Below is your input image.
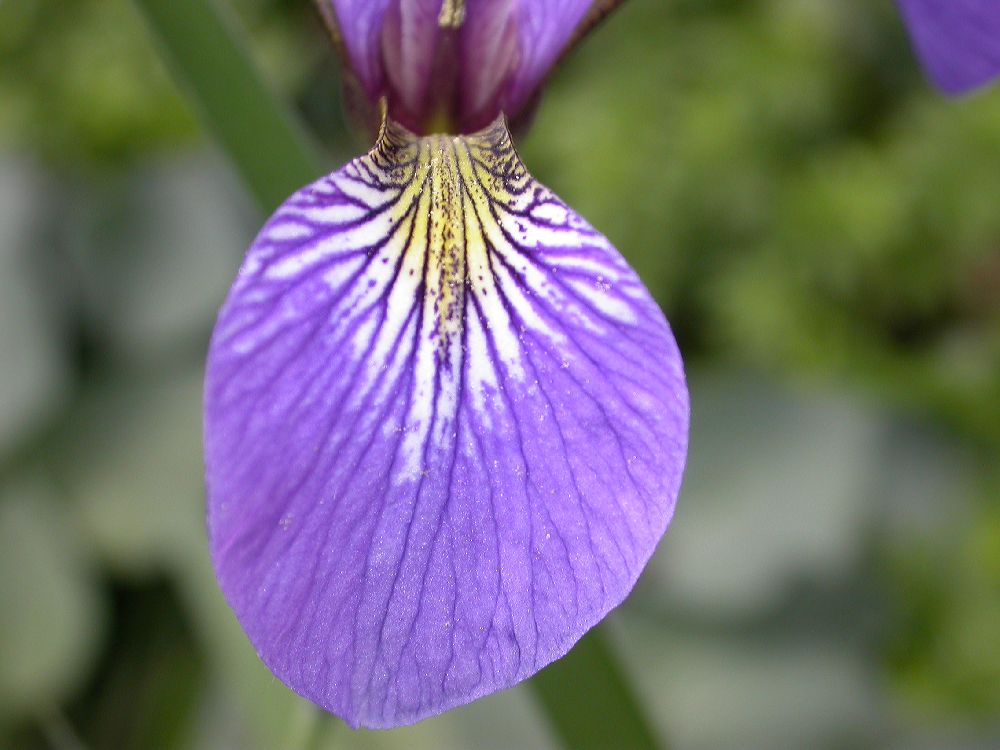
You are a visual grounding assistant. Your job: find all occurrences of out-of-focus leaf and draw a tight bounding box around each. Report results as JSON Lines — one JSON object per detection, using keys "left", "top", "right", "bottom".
{"left": 647, "top": 372, "right": 878, "bottom": 617}
{"left": 0, "top": 0, "right": 199, "bottom": 162}
{"left": 65, "top": 370, "right": 205, "bottom": 575}
{"left": 0, "top": 481, "right": 104, "bottom": 719}
{"left": 68, "top": 153, "right": 253, "bottom": 359}
{"left": 531, "top": 628, "right": 661, "bottom": 750}
{"left": 886, "top": 485, "right": 1000, "bottom": 720}
{"left": 62, "top": 366, "right": 304, "bottom": 749}
{"left": 0, "top": 160, "right": 67, "bottom": 459}
{"left": 606, "top": 616, "right": 882, "bottom": 749}
{"left": 132, "top": 0, "right": 325, "bottom": 212}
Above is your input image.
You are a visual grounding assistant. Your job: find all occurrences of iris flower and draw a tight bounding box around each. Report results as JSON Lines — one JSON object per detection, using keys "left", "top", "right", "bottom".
{"left": 204, "top": 0, "right": 1000, "bottom": 731}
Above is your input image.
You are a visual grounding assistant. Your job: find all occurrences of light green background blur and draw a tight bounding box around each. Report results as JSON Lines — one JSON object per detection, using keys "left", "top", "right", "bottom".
{"left": 1, "top": 0, "right": 999, "bottom": 748}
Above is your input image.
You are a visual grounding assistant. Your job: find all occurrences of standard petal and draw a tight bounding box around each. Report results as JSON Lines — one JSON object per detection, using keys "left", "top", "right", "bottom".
{"left": 897, "top": 0, "right": 1000, "bottom": 94}
{"left": 458, "top": 0, "right": 520, "bottom": 127}
{"left": 323, "top": 1, "right": 631, "bottom": 133}
{"left": 204, "top": 115, "right": 688, "bottom": 728}
{"left": 380, "top": 0, "right": 444, "bottom": 124}
{"left": 323, "top": 0, "right": 395, "bottom": 96}
{"left": 460, "top": 0, "right": 593, "bottom": 126}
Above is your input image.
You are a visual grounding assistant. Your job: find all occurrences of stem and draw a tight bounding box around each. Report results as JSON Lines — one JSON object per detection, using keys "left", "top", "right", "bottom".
{"left": 530, "top": 627, "right": 664, "bottom": 750}
{"left": 132, "top": 0, "right": 326, "bottom": 213}
{"left": 37, "top": 706, "right": 88, "bottom": 750}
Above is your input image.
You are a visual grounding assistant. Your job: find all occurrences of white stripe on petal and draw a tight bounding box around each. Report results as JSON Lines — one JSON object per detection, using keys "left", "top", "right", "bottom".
{"left": 204, "top": 113, "right": 688, "bottom": 730}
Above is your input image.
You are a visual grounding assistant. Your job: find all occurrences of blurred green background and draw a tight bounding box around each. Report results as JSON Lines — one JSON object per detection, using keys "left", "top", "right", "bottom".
{"left": 1, "top": 0, "right": 999, "bottom": 748}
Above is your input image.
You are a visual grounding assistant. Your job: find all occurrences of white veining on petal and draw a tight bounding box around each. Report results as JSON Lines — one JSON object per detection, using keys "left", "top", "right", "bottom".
{"left": 217, "top": 114, "right": 667, "bottom": 494}
{"left": 205, "top": 112, "right": 689, "bottom": 730}
{"left": 267, "top": 221, "right": 314, "bottom": 242}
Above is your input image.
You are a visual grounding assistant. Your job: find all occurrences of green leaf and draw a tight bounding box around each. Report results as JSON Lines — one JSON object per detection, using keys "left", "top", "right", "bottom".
{"left": 132, "top": 0, "right": 325, "bottom": 212}
{"left": 0, "top": 482, "right": 103, "bottom": 720}
{"left": 531, "top": 628, "right": 664, "bottom": 750}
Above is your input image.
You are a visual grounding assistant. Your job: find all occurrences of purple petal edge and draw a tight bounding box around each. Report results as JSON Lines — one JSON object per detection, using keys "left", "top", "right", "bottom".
{"left": 459, "top": 0, "right": 594, "bottom": 127}
{"left": 503, "top": 1, "right": 594, "bottom": 114}
{"left": 204, "top": 115, "right": 689, "bottom": 729}
{"left": 897, "top": 0, "right": 1000, "bottom": 95}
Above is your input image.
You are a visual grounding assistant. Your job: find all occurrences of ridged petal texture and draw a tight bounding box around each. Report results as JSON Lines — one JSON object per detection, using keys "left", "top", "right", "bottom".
{"left": 204, "top": 115, "right": 688, "bottom": 729}
{"left": 898, "top": 0, "right": 1000, "bottom": 94}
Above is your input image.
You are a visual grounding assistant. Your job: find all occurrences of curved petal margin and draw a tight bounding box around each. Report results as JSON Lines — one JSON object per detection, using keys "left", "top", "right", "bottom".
{"left": 897, "top": 0, "right": 1000, "bottom": 94}
{"left": 204, "top": 115, "right": 689, "bottom": 729}
{"left": 459, "top": 0, "right": 594, "bottom": 128}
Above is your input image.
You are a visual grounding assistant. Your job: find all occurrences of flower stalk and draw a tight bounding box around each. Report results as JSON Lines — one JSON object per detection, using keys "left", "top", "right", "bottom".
{"left": 134, "top": 0, "right": 325, "bottom": 213}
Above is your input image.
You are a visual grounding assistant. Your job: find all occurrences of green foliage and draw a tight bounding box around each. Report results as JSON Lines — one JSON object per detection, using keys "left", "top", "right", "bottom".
{"left": 0, "top": 0, "right": 198, "bottom": 163}
{"left": 886, "top": 476, "right": 1000, "bottom": 718}
{"left": 524, "top": 0, "right": 1000, "bottom": 444}
{"left": 132, "top": 0, "right": 326, "bottom": 211}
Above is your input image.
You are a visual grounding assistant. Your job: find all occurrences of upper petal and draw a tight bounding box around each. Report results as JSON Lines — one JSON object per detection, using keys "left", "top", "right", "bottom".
{"left": 500, "top": 0, "right": 594, "bottom": 116}
{"left": 204, "top": 115, "right": 688, "bottom": 728}
{"left": 458, "top": 0, "right": 594, "bottom": 129}
{"left": 380, "top": 0, "right": 445, "bottom": 123}
{"left": 322, "top": 0, "right": 395, "bottom": 97}
{"left": 324, "top": 0, "right": 620, "bottom": 133}
{"left": 897, "top": 0, "right": 1000, "bottom": 94}
{"left": 457, "top": 0, "right": 520, "bottom": 126}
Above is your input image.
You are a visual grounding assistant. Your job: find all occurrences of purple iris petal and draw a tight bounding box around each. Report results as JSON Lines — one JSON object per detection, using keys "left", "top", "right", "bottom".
{"left": 324, "top": 1, "right": 603, "bottom": 131}
{"left": 325, "top": 1, "right": 394, "bottom": 95}
{"left": 380, "top": 0, "right": 445, "bottom": 125}
{"left": 897, "top": 0, "right": 1000, "bottom": 94}
{"left": 456, "top": 0, "right": 520, "bottom": 126}
{"left": 205, "top": 115, "right": 687, "bottom": 729}
{"left": 491, "top": 0, "right": 593, "bottom": 120}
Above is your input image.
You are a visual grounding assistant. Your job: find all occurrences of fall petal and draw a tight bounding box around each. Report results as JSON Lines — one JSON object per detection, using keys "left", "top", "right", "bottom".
{"left": 204, "top": 115, "right": 688, "bottom": 729}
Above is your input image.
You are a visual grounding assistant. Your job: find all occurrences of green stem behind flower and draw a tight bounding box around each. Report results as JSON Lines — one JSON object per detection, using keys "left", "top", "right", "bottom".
{"left": 531, "top": 628, "right": 663, "bottom": 750}
{"left": 133, "top": 0, "right": 326, "bottom": 213}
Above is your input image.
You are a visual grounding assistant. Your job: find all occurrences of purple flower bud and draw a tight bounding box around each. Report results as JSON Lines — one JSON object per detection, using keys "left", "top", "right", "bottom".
{"left": 897, "top": 0, "right": 1000, "bottom": 95}
{"left": 318, "top": 0, "right": 597, "bottom": 132}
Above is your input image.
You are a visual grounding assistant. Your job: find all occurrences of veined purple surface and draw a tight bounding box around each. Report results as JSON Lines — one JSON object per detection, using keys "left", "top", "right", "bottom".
{"left": 204, "top": 115, "right": 688, "bottom": 728}
{"left": 322, "top": 0, "right": 394, "bottom": 96}
{"left": 498, "top": 0, "right": 592, "bottom": 120}
{"left": 324, "top": 0, "right": 597, "bottom": 131}
{"left": 897, "top": 0, "right": 1000, "bottom": 94}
